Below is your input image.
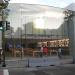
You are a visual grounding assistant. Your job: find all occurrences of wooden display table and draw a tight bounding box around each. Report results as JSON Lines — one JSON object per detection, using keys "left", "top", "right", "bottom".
{"left": 33, "top": 51, "right": 41, "bottom": 57}
{"left": 50, "top": 50, "right": 58, "bottom": 56}
{"left": 13, "top": 48, "right": 24, "bottom": 57}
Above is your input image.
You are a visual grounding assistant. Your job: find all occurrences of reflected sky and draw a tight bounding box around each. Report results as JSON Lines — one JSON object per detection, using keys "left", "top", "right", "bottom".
{"left": 9, "top": 0, "right": 75, "bottom": 8}
{"left": 7, "top": 4, "right": 65, "bottom": 32}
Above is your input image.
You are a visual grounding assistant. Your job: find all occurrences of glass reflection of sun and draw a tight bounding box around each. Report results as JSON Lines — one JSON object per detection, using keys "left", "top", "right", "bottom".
{"left": 33, "top": 18, "right": 45, "bottom": 29}
{"left": 33, "top": 11, "right": 65, "bottom": 29}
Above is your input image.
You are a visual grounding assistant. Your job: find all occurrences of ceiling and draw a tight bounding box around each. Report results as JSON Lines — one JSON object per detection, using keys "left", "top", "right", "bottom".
{"left": 8, "top": 3, "right": 65, "bottom": 15}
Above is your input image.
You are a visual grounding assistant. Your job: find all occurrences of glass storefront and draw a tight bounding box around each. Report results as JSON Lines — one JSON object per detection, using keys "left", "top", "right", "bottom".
{"left": 3, "top": 3, "right": 72, "bottom": 58}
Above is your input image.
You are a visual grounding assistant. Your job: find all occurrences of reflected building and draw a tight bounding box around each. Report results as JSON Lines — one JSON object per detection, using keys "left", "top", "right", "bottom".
{"left": 1, "top": 3, "right": 75, "bottom": 57}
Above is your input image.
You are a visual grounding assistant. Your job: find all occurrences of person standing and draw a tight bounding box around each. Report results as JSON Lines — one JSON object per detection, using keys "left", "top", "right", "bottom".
{"left": 58, "top": 47, "right": 62, "bottom": 59}
{"left": 43, "top": 46, "right": 48, "bottom": 56}
{"left": 40, "top": 46, "right": 43, "bottom": 57}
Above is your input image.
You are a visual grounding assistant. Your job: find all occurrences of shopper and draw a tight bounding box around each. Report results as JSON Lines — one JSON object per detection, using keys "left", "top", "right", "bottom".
{"left": 40, "top": 46, "right": 43, "bottom": 57}
{"left": 43, "top": 46, "right": 48, "bottom": 56}
{"left": 58, "top": 47, "right": 62, "bottom": 59}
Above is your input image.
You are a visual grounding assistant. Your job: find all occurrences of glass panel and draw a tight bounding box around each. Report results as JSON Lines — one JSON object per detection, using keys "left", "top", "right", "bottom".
{"left": 4, "top": 3, "right": 72, "bottom": 58}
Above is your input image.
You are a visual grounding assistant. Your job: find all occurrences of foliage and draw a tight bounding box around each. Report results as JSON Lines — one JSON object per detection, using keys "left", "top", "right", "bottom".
{"left": 0, "top": 3, "right": 8, "bottom": 9}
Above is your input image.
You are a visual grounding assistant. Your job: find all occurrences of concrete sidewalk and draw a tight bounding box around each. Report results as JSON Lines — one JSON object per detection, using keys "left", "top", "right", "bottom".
{"left": 1, "top": 64, "right": 75, "bottom": 75}
{"left": 0, "top": 56, "right": 73, "bottom": 68}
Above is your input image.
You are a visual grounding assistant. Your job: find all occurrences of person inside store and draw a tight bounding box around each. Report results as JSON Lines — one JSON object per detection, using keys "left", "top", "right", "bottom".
{"left": 43, "top": 45, "right": 48, "bottom": 56}
{"left": 58, "top": 47, "right": 62, "bottom": 59}
{"left": 40, "top": 45, "right": 43, "bottom": 57}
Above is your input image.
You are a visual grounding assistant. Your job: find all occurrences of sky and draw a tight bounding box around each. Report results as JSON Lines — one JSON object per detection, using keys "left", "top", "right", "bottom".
{"left": 9, "top": 0, "right": 75, "bottom": 8}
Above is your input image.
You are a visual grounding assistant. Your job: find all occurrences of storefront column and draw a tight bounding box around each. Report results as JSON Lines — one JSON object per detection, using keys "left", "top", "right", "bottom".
{"left": 68, "top": 11, "right": 75, "bottom": 63}
{"left": 72, "top": 12, "right": 75, "bottom": 63}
